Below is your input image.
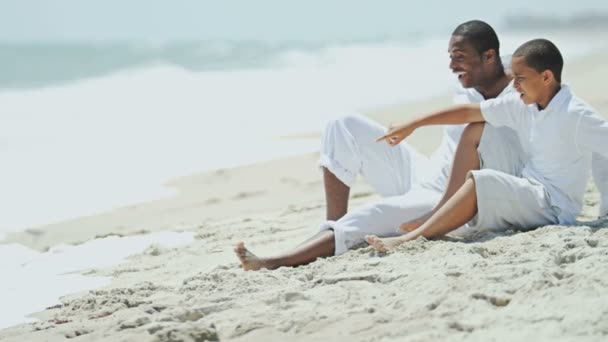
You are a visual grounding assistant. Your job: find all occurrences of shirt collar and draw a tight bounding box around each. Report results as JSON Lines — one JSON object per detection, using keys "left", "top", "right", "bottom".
{"left": 469, "top": 80, "right": 515, "bottom": 101}
{"left": 537, "top": 84, "right": 572, "bottom": 116}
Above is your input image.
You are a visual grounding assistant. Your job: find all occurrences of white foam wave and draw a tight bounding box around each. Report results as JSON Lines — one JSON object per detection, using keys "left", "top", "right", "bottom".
{"left": 0, "top": 231, "right": 195, "bottom": 330}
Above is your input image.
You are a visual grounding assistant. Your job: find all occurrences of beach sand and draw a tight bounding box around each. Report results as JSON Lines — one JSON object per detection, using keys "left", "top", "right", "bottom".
{"left": 1, "top": 49, "right": 608, "bottom": 341}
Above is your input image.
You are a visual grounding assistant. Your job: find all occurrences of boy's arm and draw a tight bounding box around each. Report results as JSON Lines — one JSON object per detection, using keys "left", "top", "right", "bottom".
{"left": 592, "top": 154, "right": 608, "bottom": 217}
{"left": 576, "top": 113, "right": 608, "bottom": 159}
{"left": 376, "top": 104, "right": 484, "bottom": 145}
{"left": 578, "top": 113, "right": 608, "bottom": 216}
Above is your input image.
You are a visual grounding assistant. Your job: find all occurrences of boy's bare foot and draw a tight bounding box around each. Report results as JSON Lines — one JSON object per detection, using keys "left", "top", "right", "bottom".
{"left": 400, "top": 212, "right": 433, "bottom": 232}
{"left": 234, "top": 242, "right": 271, "bottom": 271}
{"left": 365, "top": 235, "right": 406, "bottom": 253}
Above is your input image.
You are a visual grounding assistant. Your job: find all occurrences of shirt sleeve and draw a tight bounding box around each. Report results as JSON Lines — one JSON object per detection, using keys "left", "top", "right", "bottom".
{"left": 575, "top": 112, "right": 608, "bottom": 158}
{"left": 592, "top": 153, "right": 608, "bottom": 217}
{"left": 479, "top": 93, "right": 527, "bottom": 129}
{"left": 575, "top": 112, "right": 608, "bottom": 216}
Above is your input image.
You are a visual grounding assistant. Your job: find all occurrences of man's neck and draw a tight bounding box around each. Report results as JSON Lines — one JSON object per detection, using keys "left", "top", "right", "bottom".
{"left": 474, "top": 72, "right": 511, "bottom": 100}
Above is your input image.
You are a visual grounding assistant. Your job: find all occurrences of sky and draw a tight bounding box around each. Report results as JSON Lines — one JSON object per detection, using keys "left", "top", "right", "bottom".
{"left": 1, "top": 0, "right": 607, "bottom": 42}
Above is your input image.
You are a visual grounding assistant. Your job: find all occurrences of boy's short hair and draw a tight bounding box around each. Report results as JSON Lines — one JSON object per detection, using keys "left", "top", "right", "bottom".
{"left": 452, "top": 20, "right": 500, "bottom": 56}
{"left": 513, "top": 39, "right": 563, "bottom": 83}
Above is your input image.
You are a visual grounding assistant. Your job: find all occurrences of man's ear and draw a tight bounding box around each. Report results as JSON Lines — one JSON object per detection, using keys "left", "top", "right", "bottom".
{"left": 483, "top": 49, "right": 496, "bottom": 63}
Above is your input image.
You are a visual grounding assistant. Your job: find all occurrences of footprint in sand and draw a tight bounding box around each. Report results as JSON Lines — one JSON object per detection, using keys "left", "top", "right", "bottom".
{"left": 204, "top": 198, "right": 221, "bottom": 205}
{"left": 233, "top": 191, "right": 265, "bottom": 200}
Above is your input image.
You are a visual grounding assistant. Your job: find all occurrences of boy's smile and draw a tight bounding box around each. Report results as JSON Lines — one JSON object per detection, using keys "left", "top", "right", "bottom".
{"left": 512, "top": 56, "right": 543, "bottom": 106}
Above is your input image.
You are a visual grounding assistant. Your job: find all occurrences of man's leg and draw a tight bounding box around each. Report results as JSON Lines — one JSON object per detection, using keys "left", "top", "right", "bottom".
{"left": 401, "top": 122, "right": 484, "bottom": 231}
{"left": 234, "top": 230, "right": 335, "bottom": 271}
{"left": 235, "top": 188, "right": 439, "bottom": 271}
{"left": 323, "top": 167, "right": 350, "bottom": 221}
{"left": 320, "top": 114, "right": 427, "bottom": 220}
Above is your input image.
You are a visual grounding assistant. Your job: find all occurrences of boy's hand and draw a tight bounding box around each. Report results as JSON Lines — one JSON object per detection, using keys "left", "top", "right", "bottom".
{"left": 375, "top": 123, "right": 415, "bottom": 146}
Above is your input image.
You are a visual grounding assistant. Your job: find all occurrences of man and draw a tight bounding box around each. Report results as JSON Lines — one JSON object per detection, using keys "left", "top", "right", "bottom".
{"left": 366, "top": 39, "right": 608, "bottom": 251}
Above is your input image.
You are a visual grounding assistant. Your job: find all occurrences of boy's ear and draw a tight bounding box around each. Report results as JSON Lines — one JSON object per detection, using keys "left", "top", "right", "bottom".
{"left": 541, "top": 70, "right": 554, "bottom": 84}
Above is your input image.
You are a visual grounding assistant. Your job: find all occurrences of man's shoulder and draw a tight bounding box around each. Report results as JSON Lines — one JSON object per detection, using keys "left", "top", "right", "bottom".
{"left": 452, "top": 81, "right": 516, "bottom": 105}
{"left": 452, "top": 83, "right": 479, "bottom": 104}
{"left": 485, "top": 92, "right": 522, "bottom": 107}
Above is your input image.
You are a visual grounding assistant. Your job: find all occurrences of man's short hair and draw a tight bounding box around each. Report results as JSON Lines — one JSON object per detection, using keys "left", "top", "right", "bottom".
{"left": 452, "top": 20, "right": 500, "bottom": 56}
{"left": 513, "top": 39, "right": 563, "bottom": 83}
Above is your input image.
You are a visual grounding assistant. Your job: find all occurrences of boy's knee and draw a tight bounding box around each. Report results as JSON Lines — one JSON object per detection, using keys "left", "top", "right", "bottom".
{"left": 462, "top": 122, "right": 485, "bottom": 145}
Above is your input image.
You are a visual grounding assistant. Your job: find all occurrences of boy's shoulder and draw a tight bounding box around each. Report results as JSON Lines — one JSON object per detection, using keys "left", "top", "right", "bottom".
{"left": 567, "top": 93, "right": 599, "bottom": 117}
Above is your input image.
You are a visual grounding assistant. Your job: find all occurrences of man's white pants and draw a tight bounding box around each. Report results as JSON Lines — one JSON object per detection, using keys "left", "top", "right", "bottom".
{"left": 319, "top": 114, "right": 431, "bottom": 197}
{"left": 319, "top": 114, "right": 438, "bottom": 255}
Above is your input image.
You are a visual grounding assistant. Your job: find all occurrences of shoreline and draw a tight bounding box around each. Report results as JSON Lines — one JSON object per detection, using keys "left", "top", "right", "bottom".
{"left": 0, "top": 87, "right": 451, "bottom": 252}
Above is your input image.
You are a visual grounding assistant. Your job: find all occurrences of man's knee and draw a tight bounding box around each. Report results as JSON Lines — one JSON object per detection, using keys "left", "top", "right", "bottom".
{"left": 331, "top": 114, "right": 379, "bottom": 139}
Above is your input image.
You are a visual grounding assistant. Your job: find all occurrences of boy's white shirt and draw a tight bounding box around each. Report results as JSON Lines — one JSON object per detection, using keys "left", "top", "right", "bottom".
{"left": 480, "top": 85, "right": 608, "bottom": 223}
{"left": 593, "top": 155, "right": 608, "bottom": 216}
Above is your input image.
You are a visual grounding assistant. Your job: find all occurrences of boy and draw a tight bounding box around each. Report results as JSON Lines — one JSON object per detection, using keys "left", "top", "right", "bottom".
{"left": 366, "top": 39, "right": 608, "bottom": 252}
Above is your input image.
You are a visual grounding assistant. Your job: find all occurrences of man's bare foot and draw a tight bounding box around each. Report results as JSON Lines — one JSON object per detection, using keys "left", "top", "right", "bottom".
{"left": 234, "top": 242, "right": 271, "bottom": 271}
{"left": 365, "top": 235, "right": 406, "bottom": 253}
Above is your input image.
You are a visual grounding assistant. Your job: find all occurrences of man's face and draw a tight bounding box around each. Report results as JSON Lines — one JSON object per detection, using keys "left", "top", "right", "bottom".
{"left": 511, "top": 56, "right": 544, "bottom": 105}
{"left": 448, "top": 35, "right": 485, "bottom": 88}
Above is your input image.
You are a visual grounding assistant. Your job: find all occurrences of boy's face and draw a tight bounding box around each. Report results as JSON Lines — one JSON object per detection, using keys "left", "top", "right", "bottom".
{"left": 512, "top": 56, "right": 545, "bottom": 105}
{"left": 448, "top": 35, "right": 487, "bottom": 88}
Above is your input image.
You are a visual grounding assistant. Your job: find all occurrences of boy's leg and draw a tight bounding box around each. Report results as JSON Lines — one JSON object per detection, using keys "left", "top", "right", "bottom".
{"left": 401, "top": 123, "right": 484, "bottom": 231}
{"left": 367, "top": 176, "right": 478, "bottom": 252}
{"left": 367, "top": 169, "right": 561, "bottom": 252}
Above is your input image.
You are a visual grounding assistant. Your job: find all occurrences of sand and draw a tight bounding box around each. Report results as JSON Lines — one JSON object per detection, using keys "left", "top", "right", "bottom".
{"left": 1, "top": 49, "right": 608, "bottom": 341}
